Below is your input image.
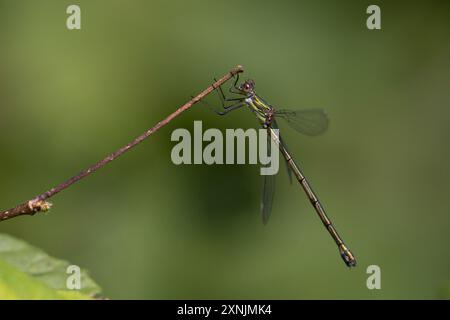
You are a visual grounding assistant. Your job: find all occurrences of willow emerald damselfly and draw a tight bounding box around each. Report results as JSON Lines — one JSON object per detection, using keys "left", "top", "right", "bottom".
{"left": 211, "top": 74, "right": 356, "bottom": 268}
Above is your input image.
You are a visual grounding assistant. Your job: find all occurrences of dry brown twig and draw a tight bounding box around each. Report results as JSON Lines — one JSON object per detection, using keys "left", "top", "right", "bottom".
{"left": 0, "top": 65, "right": 244, "bottom": 222}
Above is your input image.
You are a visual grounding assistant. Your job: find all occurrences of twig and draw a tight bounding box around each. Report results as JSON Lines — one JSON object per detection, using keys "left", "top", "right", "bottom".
{"left": 0, "top": 65, "right": 244, "bottom": 222}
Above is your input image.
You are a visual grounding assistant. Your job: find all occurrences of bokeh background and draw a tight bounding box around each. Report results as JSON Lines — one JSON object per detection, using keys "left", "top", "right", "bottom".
{"left": 1, "top": 0, "right": 449, "bottom": 299}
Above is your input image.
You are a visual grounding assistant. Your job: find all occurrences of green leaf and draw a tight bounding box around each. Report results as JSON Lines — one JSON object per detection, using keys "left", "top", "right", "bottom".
{"left": 0, "top": 233, "right": 101, "bottom": 300}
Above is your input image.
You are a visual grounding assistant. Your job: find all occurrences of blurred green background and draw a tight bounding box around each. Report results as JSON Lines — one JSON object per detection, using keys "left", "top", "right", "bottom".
{"left": 1, "top": 0, "right": 449, "bottom": 299}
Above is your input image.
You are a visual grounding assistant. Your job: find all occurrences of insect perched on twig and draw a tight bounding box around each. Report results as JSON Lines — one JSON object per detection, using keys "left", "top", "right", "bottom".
{"left": 211, "top": 74, "right": 356, "bottom": 267}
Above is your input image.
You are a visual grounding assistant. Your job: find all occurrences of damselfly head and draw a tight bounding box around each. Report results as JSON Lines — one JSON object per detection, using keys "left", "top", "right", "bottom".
{"left": 239, "top": 79, "right": 255, "bottom": 94}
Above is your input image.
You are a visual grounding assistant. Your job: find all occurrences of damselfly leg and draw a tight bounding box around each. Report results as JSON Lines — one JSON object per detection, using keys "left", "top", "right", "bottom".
{"left": 198, "top": 75, "right": 246, "bottom": 115}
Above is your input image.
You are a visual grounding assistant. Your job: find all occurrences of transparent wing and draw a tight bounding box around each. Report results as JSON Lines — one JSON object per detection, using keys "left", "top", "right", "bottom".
{"left": 272, "top": 119, "right": 293, "bottom": 185}
{"left": 261, "top": 173, "right": 275, "bottom": 225}
{"left": 275, "top": 109, "right": 329, "bottom": 136}
{"left": 261, "top": 128, "right": 276, "bottom": 225}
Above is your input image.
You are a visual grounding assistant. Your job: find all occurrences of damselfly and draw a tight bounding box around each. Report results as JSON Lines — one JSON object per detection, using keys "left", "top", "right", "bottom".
{"left": 211, "top": 74, "right": 356, "bottom": 268}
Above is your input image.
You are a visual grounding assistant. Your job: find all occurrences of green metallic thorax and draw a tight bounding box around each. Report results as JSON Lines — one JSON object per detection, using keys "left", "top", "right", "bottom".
{"left": 245, "top": 94, "right": 273, "bottom": 125}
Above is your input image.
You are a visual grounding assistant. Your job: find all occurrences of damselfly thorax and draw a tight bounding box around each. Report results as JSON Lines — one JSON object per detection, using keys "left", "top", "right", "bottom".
{"left": 244, "top": 94, "right": 275, "bottom": 128}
